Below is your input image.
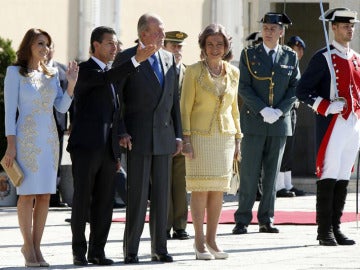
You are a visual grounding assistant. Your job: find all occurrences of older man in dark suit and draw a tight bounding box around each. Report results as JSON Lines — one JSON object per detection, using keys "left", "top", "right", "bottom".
{"left": 232, "top": 12, "right": 300, "bottom": 235}
{"left": 67, "top": 26, "right": 155, "bottom": 266}
{"left": 113, "top": 13, "right": 182, "bottom": 264}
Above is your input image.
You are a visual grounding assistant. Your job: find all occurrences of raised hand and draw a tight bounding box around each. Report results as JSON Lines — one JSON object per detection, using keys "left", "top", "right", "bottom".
{"left": 66, "top": 60, "right": 79, "bottom": 97}
{"left": 134, "top": 44, "right": 157, "bottom": 63}
{"left": 66, "top": 61, "right": 79, "bottom": 83}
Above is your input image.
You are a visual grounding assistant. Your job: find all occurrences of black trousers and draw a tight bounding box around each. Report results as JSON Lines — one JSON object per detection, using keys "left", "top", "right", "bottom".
{"left": 70, "top": 140, "right": 116, "bottom": 258}
{"left": 124, "top": 153, "right": 171, "bottom": 256}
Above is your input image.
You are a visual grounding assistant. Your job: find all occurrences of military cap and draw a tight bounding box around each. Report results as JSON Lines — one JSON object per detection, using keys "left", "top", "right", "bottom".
{"left": 287, "top": 36, "right": 306, "bottom": 49}
{"left": 320, "top": 8, "right": 359, "bottom": 23}
{"left": 164, "top": 31, "right": 188, "bottom": 45}
{"left": 245, "top": 31, "right": 263, "bottom": 46}
{"left": 260, "top": 12, "right": 292, "bottom": 25}
{"left": 246, "top": 31, "right": 262, "bottom": 42}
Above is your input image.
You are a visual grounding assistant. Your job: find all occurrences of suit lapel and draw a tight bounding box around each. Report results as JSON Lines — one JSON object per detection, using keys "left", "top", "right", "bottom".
{"left": 156, "top": 50, "right": 169, "bottom": 105}
{"left": 88, "top": 58, "right": 115, "bottom": 105}
{"left": 159, "top": 49, "right": 171, "bottom": 79}
{"left": 141, "top": 59, "right": 162, "bottom": 92}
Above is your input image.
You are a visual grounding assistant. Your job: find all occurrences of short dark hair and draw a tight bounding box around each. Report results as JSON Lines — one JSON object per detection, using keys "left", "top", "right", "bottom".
{"left": 198, "top": 23, "right": 232, "bottom": 60}
{"left": 90, "top": 26, "right": 116, "bottom": 53}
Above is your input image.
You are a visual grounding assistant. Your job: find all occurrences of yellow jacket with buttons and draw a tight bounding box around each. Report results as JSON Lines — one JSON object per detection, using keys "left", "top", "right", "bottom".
{"left": 180, "top": 61, "right": 242, "bottom": 139}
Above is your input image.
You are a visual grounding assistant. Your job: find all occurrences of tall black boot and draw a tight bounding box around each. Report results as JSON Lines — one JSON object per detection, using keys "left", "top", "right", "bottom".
{"left": 316, "top": 179, "right": 337, "bottom": 246}
{"left": 332, "top": 180, "right": 355, "bottom": 245}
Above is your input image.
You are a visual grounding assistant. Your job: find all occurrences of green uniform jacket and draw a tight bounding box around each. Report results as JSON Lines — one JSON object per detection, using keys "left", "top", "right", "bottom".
{"left": 239, "top": 43, "right": 300, "bottom": 136}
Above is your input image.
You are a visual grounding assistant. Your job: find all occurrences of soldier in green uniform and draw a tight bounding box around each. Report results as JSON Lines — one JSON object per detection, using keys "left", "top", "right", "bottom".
{"left": 232, "top": 12, "right": 300, "bottom": 234}
{"left": 163, "top": 30, "right": 190, "bottom": 240}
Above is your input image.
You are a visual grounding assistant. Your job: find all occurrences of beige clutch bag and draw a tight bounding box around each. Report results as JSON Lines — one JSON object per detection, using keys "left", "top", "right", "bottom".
{"left": 0, "top": 157, "right": 24, "bottom": 187}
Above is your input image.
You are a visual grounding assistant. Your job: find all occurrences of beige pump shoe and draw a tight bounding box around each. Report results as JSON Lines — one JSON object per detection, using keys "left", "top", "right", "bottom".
{"left": 193, "top": 244, "right": 214, "bottom": 260}
{"left": 205, "top": 243, "right": 229, "bottom": 259}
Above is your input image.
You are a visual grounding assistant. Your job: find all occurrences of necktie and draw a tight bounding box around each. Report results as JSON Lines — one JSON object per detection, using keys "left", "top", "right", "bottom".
{"left": 268, "top": 50, "right": 275, "bottom": 67}
{"left": 151, "top": 54, "right": 164, "bottom": 87}
{"left": 104, "top": 66, "right": 118, "bottom": 108}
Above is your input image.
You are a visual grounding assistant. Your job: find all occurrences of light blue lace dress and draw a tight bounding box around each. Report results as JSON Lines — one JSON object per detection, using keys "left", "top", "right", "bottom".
{"left": 4, "top": 66, "right": 72, "bottom": 195}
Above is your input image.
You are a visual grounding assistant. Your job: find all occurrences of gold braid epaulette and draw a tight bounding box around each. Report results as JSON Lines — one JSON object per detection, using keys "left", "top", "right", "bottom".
{"left": 244, "top": 48, "right": 275, "bottom": 107}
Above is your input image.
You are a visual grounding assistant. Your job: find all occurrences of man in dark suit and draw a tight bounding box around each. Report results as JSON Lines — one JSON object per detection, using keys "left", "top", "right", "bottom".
{"left": 232, "top": 12, "right": 300, "bottom": 235}
{"left": 46, "top": 43, "right": 69, "bottom": 207}
{"left": 112, "top": 13, "right": 182, "bottom": 264}
{"left": 67, "top": 26, "right": 155, "bottom": 266}
{"left": 163, "top": 30, "right": 189, "bottom": 240}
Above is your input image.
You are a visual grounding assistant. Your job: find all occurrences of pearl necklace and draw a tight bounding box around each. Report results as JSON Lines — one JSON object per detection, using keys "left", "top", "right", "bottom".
{"left": 204, "top": 59, "right": 223, "bottom": 78}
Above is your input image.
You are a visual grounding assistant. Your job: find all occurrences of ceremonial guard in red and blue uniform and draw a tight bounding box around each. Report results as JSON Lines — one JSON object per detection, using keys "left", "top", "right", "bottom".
{"left": 297, "top": 7, "right": 359, "bottom": 246}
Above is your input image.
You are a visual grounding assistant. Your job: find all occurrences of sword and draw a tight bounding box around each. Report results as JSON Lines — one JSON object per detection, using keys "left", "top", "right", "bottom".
{"left": 356, "top": 150, "right": 359, "bottom": 229}
{"left": 319, "top": 1, "right": 347, "bottom": 107}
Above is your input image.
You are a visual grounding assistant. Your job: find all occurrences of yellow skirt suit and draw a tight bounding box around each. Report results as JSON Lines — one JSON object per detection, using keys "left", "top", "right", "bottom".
{"left": 180, "top": 61, "right": 241, "bottom": 192}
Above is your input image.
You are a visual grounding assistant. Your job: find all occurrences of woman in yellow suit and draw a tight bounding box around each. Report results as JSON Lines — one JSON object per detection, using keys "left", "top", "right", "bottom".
{"left": 181, "top": 23, "right": 241, "bottom": 260}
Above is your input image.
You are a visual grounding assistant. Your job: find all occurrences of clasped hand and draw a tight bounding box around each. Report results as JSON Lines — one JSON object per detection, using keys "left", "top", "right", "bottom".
{"left": 260, "top": 107, "right": 282, "bottom": 124}
{"left": 327, "top": 100, "right": 345, "bottom": 115}
{"left": 119, "top": 134, "right": 132, "bottom": 150}
{"left": 182, "top": 143, "right": 194, "bottom": 159}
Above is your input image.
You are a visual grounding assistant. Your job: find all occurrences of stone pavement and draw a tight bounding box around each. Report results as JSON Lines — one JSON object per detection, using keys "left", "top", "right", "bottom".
{"left": 1, "top": 193, "right": 359, "bottom": 270}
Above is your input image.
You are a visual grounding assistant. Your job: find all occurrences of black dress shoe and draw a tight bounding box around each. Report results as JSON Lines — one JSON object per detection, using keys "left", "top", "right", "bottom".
{"left": 113, "top": 202, "right": 126, "bottom": 208}
{"left": 88, "top": 257, "right": 114, "bottom": 265}
{"left": 124, "top": 254, "right": 139, "bottom": 264}
{"left": 172, "top": 229, "right": 190, "bottom": 240}
{"left": 334, "top": 231, "right": 356, "bottom": 245}
{"left": 151, "top": 253, "right": 173, "bottom": 262}
{"left": 276, "top": 188, "right": 295, "bottom": 197}
{"left": 73, "top": 255, "right": 88, "bottom": 266}
{"left": 259, "top": 223, "right": 279, "bottom": 233}
{"left": 319, "top": 239, "right": 337, "bottom": 246}
{"left": 232, "top": 223, "right": 247, "bottom": 234}
{"left": 50, "top": 202, "right": 68, "bottom": 207}
{"left": 289, "top": 187, "right": 306, "bottom": 196}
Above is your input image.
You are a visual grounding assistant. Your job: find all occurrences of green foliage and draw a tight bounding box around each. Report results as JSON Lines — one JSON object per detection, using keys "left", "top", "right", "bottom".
{"left": 0, "top": 37, "right": 16, "bottom": 158}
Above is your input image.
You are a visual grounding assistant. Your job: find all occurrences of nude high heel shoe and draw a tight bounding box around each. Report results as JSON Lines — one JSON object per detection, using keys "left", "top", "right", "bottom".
{"left": 193, "top": 244, "right": 214, "bottom": 260}
{"left": 205, "top": 243, "right": 229, "bottom": 259}
{"left": 39, "top": 261, "right": 50, "bottom": 267}
{"left": 21, "top": 246, "right": 40, "bottom": 267}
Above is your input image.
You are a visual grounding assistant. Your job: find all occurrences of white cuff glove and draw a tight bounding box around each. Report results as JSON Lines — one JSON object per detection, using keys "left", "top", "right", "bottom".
{"left": 274, "top": 108, "right": 283, "bottom": 118}
{"left": 260, "top": 107, "right": 273, "bottom": 118}
{"left": 260, "top": 107, "right": 282, "bottom": 124}
{"left": 326, "top": 100, "right": 345, "bottom": 115}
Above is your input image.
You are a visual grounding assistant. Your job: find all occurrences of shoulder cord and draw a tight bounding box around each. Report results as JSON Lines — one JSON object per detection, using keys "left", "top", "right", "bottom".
{"left": 244, "top": 48, "right": 275, "bottom": 107}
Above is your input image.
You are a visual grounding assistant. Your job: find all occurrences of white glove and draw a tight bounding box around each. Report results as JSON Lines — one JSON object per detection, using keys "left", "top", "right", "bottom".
{"left": 260, "top": 107, "right": 281, "bottom": 124}
{"left": 273, "top": 108, "right": 283, "bottom": 118}
{"left": 326, "top": 100, "right": 345, "bottom": 115}
{"left": 260, "top": 107, "right": 273, "bottom": 119}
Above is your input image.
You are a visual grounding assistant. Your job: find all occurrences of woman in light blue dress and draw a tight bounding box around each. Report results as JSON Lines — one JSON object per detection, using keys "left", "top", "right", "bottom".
{"left": 2, "top": 28, "right": 78, "bottom": 267}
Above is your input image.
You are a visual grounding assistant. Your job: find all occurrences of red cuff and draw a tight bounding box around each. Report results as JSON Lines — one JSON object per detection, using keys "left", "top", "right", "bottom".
{"left": 317, "top": 99, "right": 331, "bottom": 116}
